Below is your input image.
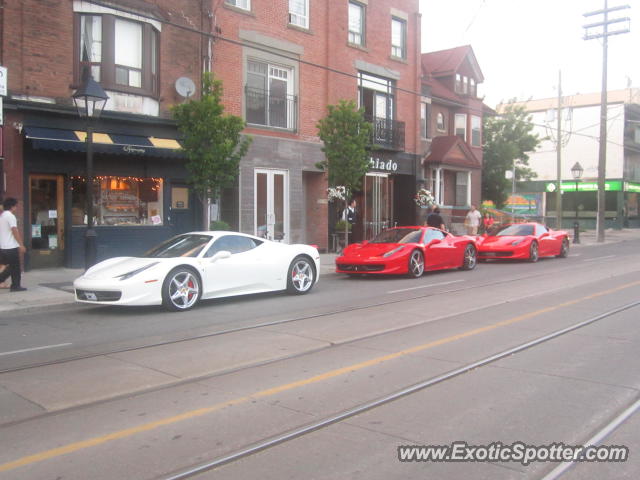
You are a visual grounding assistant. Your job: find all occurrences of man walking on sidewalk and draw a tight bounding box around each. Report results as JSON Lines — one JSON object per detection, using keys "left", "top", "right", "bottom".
{"left": 0, "top": 198, "right": 27, "bottom": 291}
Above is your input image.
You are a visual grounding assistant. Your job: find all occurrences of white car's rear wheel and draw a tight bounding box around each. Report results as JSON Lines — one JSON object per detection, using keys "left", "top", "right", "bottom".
{"left": 162, "top": 267, "right": 201, "bottom": 311}
{"left": 287, "top": 256, "right": 315, "bottom": 294}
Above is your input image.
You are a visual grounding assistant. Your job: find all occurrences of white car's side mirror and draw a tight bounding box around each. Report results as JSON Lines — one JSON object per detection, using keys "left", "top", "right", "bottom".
{"left": 210, "top": 250, "right": 232, "bottom": 262}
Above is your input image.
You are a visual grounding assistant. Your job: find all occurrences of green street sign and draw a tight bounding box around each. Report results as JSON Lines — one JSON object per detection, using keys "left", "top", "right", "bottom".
{"left": 546, "top": 181, "right": 623, "bottom": 192}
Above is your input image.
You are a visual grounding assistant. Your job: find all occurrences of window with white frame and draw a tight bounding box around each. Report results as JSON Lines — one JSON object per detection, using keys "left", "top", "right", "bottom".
{"left": 455, "top": 172, "right": 468, "bottom": 206}
{"left": 246, "top": 59, "right": 296, "bottom": 130}
{"left": 78, "top": 13, "right": 159, "bottom": 96}
{"left": 289, "top": 0, "right": 309, "bottom": 28}
{"left": 471, "top": 115, "right": 481, "bottom": 147}
{"left": 469, "top": 78, "right": 476, "bottom": 97}
{"left": 436, "top": 112, "right": 445, "bottom": 131}
{"left": 421, "top": 102, "right": 429, "bottom": 138}
{"left": 225, "top": 0, "right": 250, "bottom": 10}
{"left": 455, "top": 114, "right": 467, "bottom": 141}
{"left": 348, "top": 2, "right": 365, "bottom": 46}
{"left": 455, "top": 74, "right": 462, "bottom": 94}
{"left": 391, "top": 17, "right": 406, "bottom": 58}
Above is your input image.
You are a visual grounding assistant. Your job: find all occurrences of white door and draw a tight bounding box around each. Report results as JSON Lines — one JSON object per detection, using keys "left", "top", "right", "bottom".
{"left": 255, "top": 169, "right": 289, "bottom": 242}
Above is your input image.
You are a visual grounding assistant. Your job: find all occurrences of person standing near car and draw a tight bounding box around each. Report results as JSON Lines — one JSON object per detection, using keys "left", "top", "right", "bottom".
{"left": 342, "top": 199, "right": 358, "bottom": 243}
{"left": 464, "top": 204, "right": 482, "bottom": 235}
{"left": 0, "top": 198, "right": 27, "bottom": 291}
{"left": 426, "top": 206, "right": 446, "bottom": 231}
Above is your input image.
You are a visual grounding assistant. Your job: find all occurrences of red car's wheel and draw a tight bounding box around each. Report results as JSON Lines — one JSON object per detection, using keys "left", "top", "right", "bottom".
{"left": 407, "top": 250, "right": 425, "bottom": 278}
{"left": 460, "top": 244, "right": 477, "bottom": 270}
{"left": 556, "top": 238, "right": 569, "bottom": 258}
{"left": 528, "top": 242, "right": 539, "bottom": 263}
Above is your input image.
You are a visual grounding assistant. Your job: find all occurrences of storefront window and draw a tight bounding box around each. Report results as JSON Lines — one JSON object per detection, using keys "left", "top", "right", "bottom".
{"left": 71, "top": 176, "right": 163, "bottom": 226}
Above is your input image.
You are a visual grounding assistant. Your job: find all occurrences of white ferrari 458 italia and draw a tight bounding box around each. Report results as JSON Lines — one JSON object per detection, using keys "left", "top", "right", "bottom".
{"left": 74, "top": 231, "right": 320, "bottom": 311}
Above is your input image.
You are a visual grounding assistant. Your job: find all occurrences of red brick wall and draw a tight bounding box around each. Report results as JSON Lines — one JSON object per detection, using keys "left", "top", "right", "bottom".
{"left": 213, "top": 0, "right": 421, "bottom": 152}
{"left": 1, "top": 0, "right": 203, "bottom": 115}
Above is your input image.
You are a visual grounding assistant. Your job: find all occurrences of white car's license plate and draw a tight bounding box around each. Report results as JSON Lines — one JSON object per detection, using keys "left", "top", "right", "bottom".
{"left": 85, "top": 292, "right": 98, "bottom": 301}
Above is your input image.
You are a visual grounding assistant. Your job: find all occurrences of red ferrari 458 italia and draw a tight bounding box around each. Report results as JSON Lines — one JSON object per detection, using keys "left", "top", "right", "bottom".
{"left": 476, "top": 222, "right": 570, "bottom": 262}
{"left": 335, "top": 226, "right": 477, "bottom": 277}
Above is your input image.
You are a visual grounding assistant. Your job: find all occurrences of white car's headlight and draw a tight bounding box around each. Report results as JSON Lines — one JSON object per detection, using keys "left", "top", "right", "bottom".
{"left": 115, "top": 262, "right": 159, "bottom": 281}
{"left": 382, "top": 246, "right": 405, "bottom": 257}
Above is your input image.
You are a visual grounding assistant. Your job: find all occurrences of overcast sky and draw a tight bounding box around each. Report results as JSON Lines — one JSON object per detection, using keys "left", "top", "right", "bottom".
{"left": 419, "top": 0, "right": 638, "bottom": 108}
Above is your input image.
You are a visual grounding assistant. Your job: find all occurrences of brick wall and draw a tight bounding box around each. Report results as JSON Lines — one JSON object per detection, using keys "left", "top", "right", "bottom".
{"left": 1, "top": 0, "right": 203, "bottom": 115}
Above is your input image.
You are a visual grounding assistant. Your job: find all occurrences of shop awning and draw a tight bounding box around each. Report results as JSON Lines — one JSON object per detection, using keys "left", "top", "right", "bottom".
{"left": 24, "top": 126, "right": 184, "bottom": 159}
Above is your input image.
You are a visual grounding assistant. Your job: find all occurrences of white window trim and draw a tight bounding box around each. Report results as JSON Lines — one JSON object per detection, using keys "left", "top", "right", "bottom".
{"left": 455, "top": 113, "right": 467, "bottom": 141}
{"left": 348, "top": 1, "right": 365, "bottom": 46}
{"left": 471, "top": 115, "right": 482, "bottom": 147}
{"left": 289, "top": 0, "right": 309, "bottom": 29}
{"left": 390, "top": 17, "right": 406, "bottom": 58}
{"left": 226, "top": 0, "right": 251, "bottom": 11}
{"left": 73, "top": 1, "right": 161, "bottom": 31}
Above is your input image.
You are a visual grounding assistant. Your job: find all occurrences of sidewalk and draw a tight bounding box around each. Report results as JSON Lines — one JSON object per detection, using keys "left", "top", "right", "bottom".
{"left": 1, "top": 229, "right": 639, "bottom": 313}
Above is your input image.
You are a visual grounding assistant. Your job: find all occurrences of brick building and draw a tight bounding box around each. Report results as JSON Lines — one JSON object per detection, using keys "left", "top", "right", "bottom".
{"left": 214, "top": 0, "right": 422, "bottom": 245}
{"left": 420, "top": 45, "right": 490, "bottom": 230}
{"left": 0, "top": 0, "right": 423, "bottom": 268}
{"left": 1, "top": 0, "right": 207, "bottom": 268}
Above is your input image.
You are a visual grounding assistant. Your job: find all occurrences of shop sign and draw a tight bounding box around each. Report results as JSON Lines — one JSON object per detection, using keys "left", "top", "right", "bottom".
{"left": 369, "top": 157, "right": 398, "bottom": 172}
{"left": 0, "top": 66, "right": 6, "bottom": 96}
{"left": 123, "top": 145, "right": 146, "bottom": 154}
{"left": 546, "top": 180, "right": 623, "bottom": 192}
{"left": 368, "top": 155, "right": 413, "bottom": 175}
{"left": 625, "top": 182, "right": 640, "bottom": 193}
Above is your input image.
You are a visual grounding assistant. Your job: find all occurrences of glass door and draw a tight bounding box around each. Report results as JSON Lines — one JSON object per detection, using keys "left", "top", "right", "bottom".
{"left": 255, "top": 169, "right": 289, "bottom": 242}
{"left": 29, "top": 174, "right": 65, "bottom": 268}
{"left": 364, "top": 174, "right": 391, "bottom": 239}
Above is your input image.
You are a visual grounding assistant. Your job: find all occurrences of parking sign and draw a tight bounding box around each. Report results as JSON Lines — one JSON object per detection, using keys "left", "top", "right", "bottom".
{"left": 0, "top": 66, "right": 6, "bottom": 96}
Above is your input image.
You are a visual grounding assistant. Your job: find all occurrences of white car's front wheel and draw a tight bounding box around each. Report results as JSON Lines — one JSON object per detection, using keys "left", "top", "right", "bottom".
{"left": 287, "top": 256, "right": 315, "bottom": 294}
{"left": 162, "top": 267, "right": 201, "bottom": 311}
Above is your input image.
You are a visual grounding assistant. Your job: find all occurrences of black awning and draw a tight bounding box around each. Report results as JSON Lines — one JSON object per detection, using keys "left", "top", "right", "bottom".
{"left": 24, "top": 126, "right": 184, "bottom": 159}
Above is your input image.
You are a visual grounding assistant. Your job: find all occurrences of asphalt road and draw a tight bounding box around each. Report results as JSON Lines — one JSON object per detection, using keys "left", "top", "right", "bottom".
{"left": 0, "top": 240, "right": 639, "bottom": 479}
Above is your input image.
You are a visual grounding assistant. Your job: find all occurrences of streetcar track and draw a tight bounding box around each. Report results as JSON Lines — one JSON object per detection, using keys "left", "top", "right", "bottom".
{"left": 162, "top": 300, "right": 640, "bottom": 480}
{"left": 1, "top": 260, "right": 639, "bottom": 377}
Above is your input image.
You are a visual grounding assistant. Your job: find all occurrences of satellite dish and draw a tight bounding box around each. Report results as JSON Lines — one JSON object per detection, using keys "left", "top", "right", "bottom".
{"left": 175, "top": 77, "right": 195, "bottom": 98}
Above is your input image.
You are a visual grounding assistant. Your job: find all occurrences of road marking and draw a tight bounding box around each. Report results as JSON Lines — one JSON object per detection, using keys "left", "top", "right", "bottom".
{"left": 1, "top": 279, "right": 639, "bottom": 474}
{"left": 388, "top": 280, "right": 464, "bottom": 293}
{"left": 583, "top": 255, "right": 615, "bottom": 262}
{"left": 0, "top": 343, "right": 72, "bottom": 357}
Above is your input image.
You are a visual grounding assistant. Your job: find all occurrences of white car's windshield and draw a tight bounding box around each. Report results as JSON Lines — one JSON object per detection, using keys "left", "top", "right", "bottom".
{"left": 144, "top": 234, "right": 212, "bottom": 258}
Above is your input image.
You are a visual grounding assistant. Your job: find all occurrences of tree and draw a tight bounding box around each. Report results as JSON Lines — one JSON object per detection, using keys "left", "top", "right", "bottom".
{"left": 482, "top": 101, "right": 540, "bottom": 208}
{"left": 172, "top": 73, "right": 251, "bottom": 229}
{"left": 316, "top": 100, "right": 372, "bottom": 245}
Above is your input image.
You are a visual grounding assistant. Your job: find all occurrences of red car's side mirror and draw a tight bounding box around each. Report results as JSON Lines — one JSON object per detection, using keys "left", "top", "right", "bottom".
{"left": 361, "top": 240, "right": 369, "bottom": 246}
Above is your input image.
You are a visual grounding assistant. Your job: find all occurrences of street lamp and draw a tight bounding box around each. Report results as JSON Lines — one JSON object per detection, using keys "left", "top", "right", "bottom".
{"left": 72, "top": 75, "right": 109, "bottom": 269}
{"left": 571, "top": 161, "right": 584, "bottom": 244}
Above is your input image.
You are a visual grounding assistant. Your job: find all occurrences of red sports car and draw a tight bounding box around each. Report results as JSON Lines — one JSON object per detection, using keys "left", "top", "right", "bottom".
{"left": 476, "top": 222, "right": 570, "bottom": 262}
{"left": 335, "top": 226, "right": 477, "bottom": 277}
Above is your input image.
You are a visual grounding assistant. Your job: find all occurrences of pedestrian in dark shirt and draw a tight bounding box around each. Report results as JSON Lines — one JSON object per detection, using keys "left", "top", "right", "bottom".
{"left": 426, "top": 206, "right": 446, "bottom": 231}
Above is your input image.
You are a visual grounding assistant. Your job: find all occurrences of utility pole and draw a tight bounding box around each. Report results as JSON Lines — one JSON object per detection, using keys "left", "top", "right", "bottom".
{"left": 555, "top": 70, "right": 562, "bottom": 229}
{"left": 583, "top": 1, "right": 630, "bottom": 242}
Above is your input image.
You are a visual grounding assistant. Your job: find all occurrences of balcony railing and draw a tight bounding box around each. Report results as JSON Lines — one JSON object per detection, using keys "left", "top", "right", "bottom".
{"left": 245, "top": 86, "right": 297, "bottom": 131}
{"left": 365, "top": 114, "right": 405, "bottom": 151}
